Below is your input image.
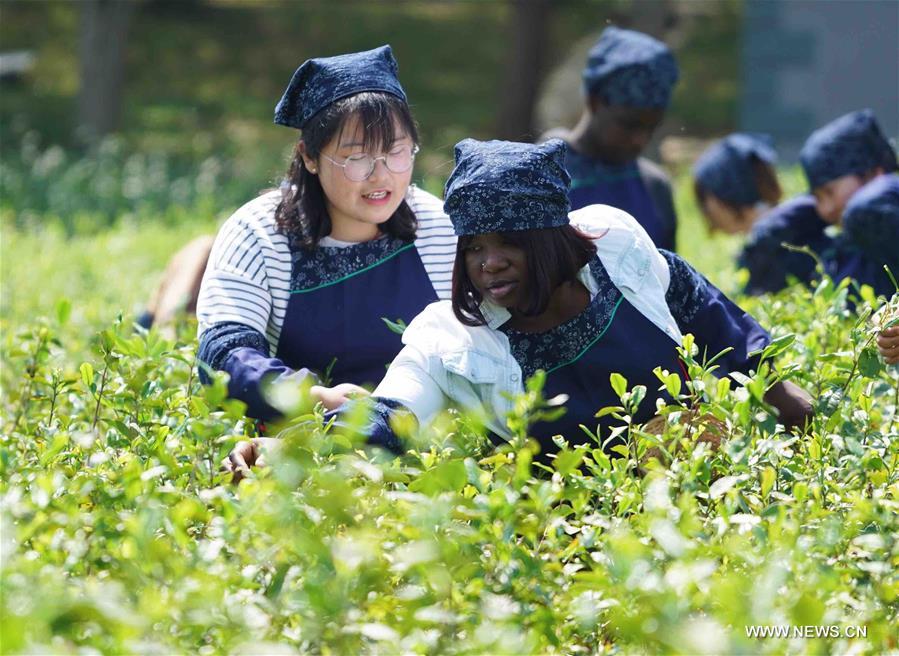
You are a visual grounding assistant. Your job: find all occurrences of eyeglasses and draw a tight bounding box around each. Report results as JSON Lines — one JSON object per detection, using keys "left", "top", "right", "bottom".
{"left": 320, "top": 144, "right": 419, "bottom": 182}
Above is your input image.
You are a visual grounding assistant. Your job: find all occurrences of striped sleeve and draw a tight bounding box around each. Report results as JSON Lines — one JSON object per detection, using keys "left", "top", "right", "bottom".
{"left": 196, "top": 192, "right": 293, "bottom": 353}
{"left": 407, "top": 185, "right": 456, "bottom": 299}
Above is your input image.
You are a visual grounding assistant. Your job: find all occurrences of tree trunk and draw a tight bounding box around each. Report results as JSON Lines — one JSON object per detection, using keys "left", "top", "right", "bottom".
{"left": 495, "top": 0, "right": 552, "bottom": 142}
{"left": 77, "top": 0, "right": 136, "bottom": 143}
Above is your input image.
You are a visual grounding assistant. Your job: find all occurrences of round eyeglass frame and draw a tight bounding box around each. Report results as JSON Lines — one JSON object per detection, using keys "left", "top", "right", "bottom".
{"left": 320, "top": 144, "right": 420, "bottom": 182}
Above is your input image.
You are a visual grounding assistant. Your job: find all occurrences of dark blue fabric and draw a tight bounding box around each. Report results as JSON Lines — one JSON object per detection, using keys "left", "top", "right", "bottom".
{"left": 136, "top": 310, "right": 154, "bottom": 330}
{"left": 660, "top": 250, "right": 771, "bottom": 374}
{"left": 444, "top": 139, "right": 571, "bottom": 236}
{"left": 198, "top": 321, "right": 315, "bottom": 422}
{"left": 826, "top": 250, "right": 896, "bottom": 299}
{"left": 289, "top": 234, "right": 413, "bottom": 290}
{"left": 799, "top": 109, "right": 898, "bottom": 189}
{"left": 842, "top": 173, "right": 899, "bottom": 265}
{"left": 500, "top": 257, "right": 621, "bottom": 381}
{"left": 278, "top": 239, "right": 438, "bottom": 388}
{"left": 582, "top": 26, "right": 679, "bottom": 108}
{"left": 827, "top": 173, "right": 899, "bottom": 297}
{"left": 529, "top": 299, "right": 682, "bottom": 454}
{"left": 738, "top": 195, "right": 837, "bottom": 295}
{"left": 323, "top": 397, "right": 407, "bottom": 454}
{"left": 693, "top": 133, "right": 777, "bottom": 207}
{"left": 497, "top": 257, "right": 682, "bottom": 454}
{"left": 565, "top": 148, "right": 674, "bottom": 250}
{"left": 274, "top": 45, "right": 407, "bottom": 130}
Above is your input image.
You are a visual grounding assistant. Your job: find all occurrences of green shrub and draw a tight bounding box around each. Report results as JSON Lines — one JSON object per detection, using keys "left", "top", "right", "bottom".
{"left": 1, "top": 171, "right": 897, "bottom": 653}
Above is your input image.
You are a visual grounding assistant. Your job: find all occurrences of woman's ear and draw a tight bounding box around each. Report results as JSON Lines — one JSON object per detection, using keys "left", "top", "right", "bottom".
{"left": 299, "top": 141, "right": 317, "bottom": 175}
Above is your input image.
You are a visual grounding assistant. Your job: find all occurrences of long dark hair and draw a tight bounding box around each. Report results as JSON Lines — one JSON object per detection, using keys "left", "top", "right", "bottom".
{"left": 275, "top": 91, "right": 420, "bottom": 250}
{"left": 452, "top": 225, "right": 598, "bottom": 326}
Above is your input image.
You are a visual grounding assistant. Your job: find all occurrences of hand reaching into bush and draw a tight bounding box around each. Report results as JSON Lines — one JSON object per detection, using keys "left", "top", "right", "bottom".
{"left": 310, "top": 383, "right": 370, "bottom": 410}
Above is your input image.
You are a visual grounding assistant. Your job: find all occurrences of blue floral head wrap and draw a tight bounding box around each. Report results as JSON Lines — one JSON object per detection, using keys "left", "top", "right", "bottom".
{"left": 444, "top": 139, "right": 572, "bottom": 236}
{"left": 799, "top": 109, "right": 898, "bottom": 189}
{"left": 693, "top": 133, "right": 778, "bottom": 207}
{"left": 582, "top": 26, "right": 679, "bottom": 108}
{"left": 274, "top": 45, "right": 407, "bottom": 130}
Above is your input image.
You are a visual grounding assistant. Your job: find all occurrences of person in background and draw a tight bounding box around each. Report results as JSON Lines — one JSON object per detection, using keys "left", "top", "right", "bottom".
{"left": 692, "top": 133, "right": 834, "bottom": 296}
{"left": 798, "top": 110, "right": 898, "bottom": 299}
{"left": 543, "top": 26, "right": 679, "bottom": 251}
{"left": 227, "top": 139, "right": 814, "bottom": 473}
{"left": 799, "top": 109, "right": 897, "bottom": 226}
{"left": 692, "top": 133, "right": 782, "bottom": 235}
{"left": 195, "top": 45, "right": 455, "bottom": 424}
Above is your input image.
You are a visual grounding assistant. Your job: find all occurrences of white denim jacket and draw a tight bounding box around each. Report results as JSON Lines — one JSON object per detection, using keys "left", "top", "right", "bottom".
{"left": 372, "top": 204, "right": 684, "bottom": 441}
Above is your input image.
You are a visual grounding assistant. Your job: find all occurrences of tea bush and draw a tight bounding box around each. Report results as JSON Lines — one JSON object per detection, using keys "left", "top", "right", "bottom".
{"left": 1, "top": 177, "right": 897, "bottom": 654}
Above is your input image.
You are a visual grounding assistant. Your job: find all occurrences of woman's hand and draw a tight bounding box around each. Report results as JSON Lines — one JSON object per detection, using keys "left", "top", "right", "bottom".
{"left": 224, "top": 437, "right": 279, "bottom": 484}
{"left": 876, "top": 326, "right": 899, "bottom": 364}
{"left": 310, "top": 383, "right": 370, "bottom": 410}
{"left": 764, "top": 380, "right": 814, "bottom": 431}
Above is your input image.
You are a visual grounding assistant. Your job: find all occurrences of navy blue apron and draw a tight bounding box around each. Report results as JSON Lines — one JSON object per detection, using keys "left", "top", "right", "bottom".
{"left": 565, "top": 150, "right": 669, "bottom": 250}
{"left": 277, "top": 236, "right": 438, "bottom": 387}
{"left": 500, "top": 257, "right": 684, "bottom": 455}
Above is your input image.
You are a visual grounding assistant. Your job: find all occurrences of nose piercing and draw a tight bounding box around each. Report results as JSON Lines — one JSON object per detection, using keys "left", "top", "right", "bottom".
{"left": 480, "top": 262, "right": 486, "bottom": 271}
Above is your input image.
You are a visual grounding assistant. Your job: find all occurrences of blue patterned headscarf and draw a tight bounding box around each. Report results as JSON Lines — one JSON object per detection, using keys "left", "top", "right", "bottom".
{"left": 693, "top": 133, "right": 778, "bottom": 207}
{"left": 582, "top": 26, "right": 679, "bottom": 108}
{"left": 799, "top": 109, "right": 898, "bottom": 189}
{"left": 274, "top": 45, "right": 407, "bottom": 130}
{"left": 444, "top": 139, "right": 572, "bottom": 236}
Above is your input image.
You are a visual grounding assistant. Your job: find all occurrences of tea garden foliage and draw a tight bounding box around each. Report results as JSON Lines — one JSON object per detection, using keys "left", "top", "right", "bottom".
{"left": 2, "top": 154, "right": 899, "bottom": 654}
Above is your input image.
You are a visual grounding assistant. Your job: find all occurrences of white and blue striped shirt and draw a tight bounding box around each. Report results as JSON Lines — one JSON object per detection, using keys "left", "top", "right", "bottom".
{"left": 197, "top": 184, "right": 456, "bottom": 357}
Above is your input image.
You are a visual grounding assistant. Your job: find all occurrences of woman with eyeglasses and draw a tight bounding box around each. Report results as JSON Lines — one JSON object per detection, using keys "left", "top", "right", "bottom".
{"left": 196, "top": 46, "right": 455, "bottom": 423}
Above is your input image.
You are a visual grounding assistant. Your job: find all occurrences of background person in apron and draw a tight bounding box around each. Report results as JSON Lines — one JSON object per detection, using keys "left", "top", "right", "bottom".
{"left": 227, "top": 139, "right": 814, "bottom": 473}
{"left": 542, "top": 27, "right": 679, "bottom": 252}
{"left": 196, "top": 45, "right": 455, "bottom": 423}
{"left": 798, "top": 109, "right": 899, "bottom": 297}
{"left": 693, "top": 133, "right": 837, "bottom": 295}
{"left": 800, "top": 109, "right": 897, "bottom": 226}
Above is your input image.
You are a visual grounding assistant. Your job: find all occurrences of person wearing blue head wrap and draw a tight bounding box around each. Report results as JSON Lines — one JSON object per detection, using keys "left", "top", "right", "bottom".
{"left": 227, "top": 139, "right": 813, "bottom": 471}
{"left": 443, "top": 138, "right": 572, "bottom": 236}
{"left": 693, "top": 133, "right": 782, "bottom": 234}
{"left": 541, "top": 27, "right": 680, "bottom": 251}
{"left": 826, "top": 172, "right": 899, "bottom": 299}
{"left": 800, "top": 109, "right": 898, "bottom": 224}
{"left": 195, "top": 45, "right": 458, "bottom": 427}
{"left": 273, "top": 45, "right": 407, "bottom": 130}
{"left": 582, "top": 26, "right": 679, "bottom": 109}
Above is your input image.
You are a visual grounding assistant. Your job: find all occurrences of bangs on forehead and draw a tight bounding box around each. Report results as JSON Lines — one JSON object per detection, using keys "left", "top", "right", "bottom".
{"left": 333, "top": 92, "right": 411, "bottom": 152}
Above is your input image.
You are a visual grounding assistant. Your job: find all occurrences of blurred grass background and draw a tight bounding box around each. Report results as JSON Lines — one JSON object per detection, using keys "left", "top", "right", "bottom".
{"left": 1, "top": 0, "right": 740, "bottom": 221}
{"left": 2, "top": 0, "right": 750, "bottom": 336}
